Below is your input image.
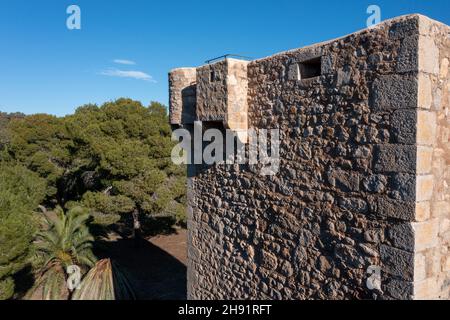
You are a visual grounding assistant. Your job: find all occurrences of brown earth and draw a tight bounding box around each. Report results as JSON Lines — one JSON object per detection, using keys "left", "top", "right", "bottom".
{"left": 97, "top": 228, "right": 187, "bottom": 300}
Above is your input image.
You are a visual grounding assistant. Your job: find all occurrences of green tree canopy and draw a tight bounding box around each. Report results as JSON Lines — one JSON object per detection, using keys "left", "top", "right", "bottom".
{"left": 67, "top": 99, "right": 186, "bottom": 232}
{"left": 0, "top": 164, "right": 46, "bottom": 300}
{"left": 3, "top": 99, "right": 186, "bottom": 236}
{"left": 0, "top": 99, "right": 187, "bottom": 300}
{"left": 6, "top": 114, "right": 71, "bottom": 202}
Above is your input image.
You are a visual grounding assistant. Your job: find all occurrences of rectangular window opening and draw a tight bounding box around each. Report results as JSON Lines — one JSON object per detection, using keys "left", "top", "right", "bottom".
{"left": 299, "top": 57, "right": 322, "bottom": 80}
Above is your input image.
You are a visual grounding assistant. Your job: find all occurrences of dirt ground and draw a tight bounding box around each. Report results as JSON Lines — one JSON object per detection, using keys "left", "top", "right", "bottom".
{"left": 97, "top": 228, "right": 188, "bottom": 300}
{"left": 148, "top": 228, "right": 187, "bottom": 265}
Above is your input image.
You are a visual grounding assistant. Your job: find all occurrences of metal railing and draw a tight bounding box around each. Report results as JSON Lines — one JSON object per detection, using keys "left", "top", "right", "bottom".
{"left": 205, "top": 54, "right": 253, "bottom": 64}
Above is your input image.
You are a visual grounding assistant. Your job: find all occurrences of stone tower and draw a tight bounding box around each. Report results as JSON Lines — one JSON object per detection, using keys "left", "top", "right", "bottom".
{"left": 169, "top": 14, "right": 450, "bottom": 300}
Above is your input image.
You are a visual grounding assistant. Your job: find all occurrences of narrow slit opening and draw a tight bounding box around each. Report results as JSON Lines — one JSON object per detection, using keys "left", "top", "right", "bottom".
{"left": 299, "top": 57, "right": 321, "bottom": 79}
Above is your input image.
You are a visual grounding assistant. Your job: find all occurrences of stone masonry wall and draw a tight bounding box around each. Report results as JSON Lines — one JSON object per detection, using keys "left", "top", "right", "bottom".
{"left": 169, "top": 14, "right": 450, "bottom": 300}
{"left": 196, "top": 61, "right": 229, "bottom": 122}
{"left": 169, "top": 68, "right": 196, "bottom": 124}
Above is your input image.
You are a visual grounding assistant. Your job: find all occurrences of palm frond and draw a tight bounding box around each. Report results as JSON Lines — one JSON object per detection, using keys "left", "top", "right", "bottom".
{"left": 33, "top": 206, "right": 97, "bottom": 275}
{"left": 71, "top": 259, "right": 135, "bottom": 300}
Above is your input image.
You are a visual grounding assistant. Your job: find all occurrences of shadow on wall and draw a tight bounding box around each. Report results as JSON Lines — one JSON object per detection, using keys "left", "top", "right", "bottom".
{"left": 181, "top": 84, "right": 197, "bottom": 124}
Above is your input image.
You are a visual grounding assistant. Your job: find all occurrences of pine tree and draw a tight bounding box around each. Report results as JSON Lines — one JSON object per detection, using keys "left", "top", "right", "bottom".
{"left": 3, "top": 98, "right": 186, "bottom": 251}
{"left": 5, "top": 114, "right": 71, "bottom": 203}
{"left": 67, "top": 99, "right": 186, "bottom": 235}
{"left": 0, "top": 165, "right": 46, "bottom": 300}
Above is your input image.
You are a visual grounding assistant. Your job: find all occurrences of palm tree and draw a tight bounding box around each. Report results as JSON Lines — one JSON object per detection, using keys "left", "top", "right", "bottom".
{"left": 35, "top": 206, "right": 97, "bottom": 269}
{"left": 27, "top": 206, "right": 97, "bottom": 300}
{"left": 71, "top": 259, "right": 136, "bottom": 300}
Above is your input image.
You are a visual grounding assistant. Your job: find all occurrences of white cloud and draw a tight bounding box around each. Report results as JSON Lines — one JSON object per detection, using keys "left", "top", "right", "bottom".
{"left": 113, "top": 59, "right": 136, "bottom": 65}
{"left": 100, "top": 69, "right": 156, "bottom": 82}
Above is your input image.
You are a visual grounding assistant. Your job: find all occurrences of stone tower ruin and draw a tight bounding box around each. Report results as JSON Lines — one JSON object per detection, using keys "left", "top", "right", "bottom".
{"left": 169, "top": 14, "right": 450, "bottom": 300}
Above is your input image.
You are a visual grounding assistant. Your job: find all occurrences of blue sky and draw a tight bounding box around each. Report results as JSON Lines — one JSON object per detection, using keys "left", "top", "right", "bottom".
{"left": 0, "top": 0, "right": 449, "bottom": 116}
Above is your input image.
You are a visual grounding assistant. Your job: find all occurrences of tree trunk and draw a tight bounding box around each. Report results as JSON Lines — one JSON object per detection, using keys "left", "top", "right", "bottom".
{"left": 132, "top": 209, "right": 142, "bottom": 248}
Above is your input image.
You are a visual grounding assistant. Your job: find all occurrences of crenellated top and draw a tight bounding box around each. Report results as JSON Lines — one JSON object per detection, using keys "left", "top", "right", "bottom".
{"left": 169, "top": 58, "right": 249, "bottom": 142}
{"left": 168, "top": 14, "right": 448, "bottom": 143}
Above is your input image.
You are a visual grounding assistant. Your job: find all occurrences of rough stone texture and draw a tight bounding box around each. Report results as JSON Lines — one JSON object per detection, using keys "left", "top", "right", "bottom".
{"left": 169, "top": 14, "right": 450, "bottom": 300}
{"left": 196, "top": 59, "right": 249, "bottom": 132}
{"left": 169, "top": 68, "right": 197, "bottom": 125}
{"left": 374, "top": 144, "right": 416, "bottom": 173}
{"left": 226, "top": 59, "right": 249, "bottom": 141}
{"left": 196, "top": 60, "right": 229, "bottom": 122}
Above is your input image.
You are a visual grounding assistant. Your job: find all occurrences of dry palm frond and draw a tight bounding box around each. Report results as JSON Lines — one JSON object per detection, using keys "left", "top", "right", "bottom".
{"left": 25, "top": 262, "right": 69, "bottom": 300}
{"left": 71, "top": 259, "right": 135, "bottom": 300}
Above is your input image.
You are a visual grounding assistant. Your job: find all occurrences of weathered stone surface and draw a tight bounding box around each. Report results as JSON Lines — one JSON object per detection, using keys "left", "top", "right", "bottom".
{"left": 440, "top": 58, "right": 449, "bottom": 79}
{"left": 362, "top": 175, "right": 387, "bottom": 193}
{"left": 383, "top": 279, "right": 413, "bottom": 300}
{"left": 260, "top": 250, "right": 278, "bottom": 270}
{"left": 419, "top": 36, "right": 439, "bottom": 75}
{"left": 414, "top": 277, "right": 439, "bottom": 299}
{"left": 287, "top": 63, "right": 300, "bottom": 81}
{"left": 396, "top": 35, "right": 419, "bottom": 73}
{"left": 387, "top": 223, "right": 415, "bottom": 252}
{"left": 416, "top": 146, "right": 433, "bottom": 174}
{"left": 196, "top": 58, "right": 249, "bottom": 141}
{"left": 338, "top": 197, "right": 368, "bottom": 213}
{"left": 196, "top": 60, "right": 229, "bottom": 122}
{"left": 389, "top": 15, "right": 419, "bottom": 39}
{"left": 334, "top": 244, "right": 366, "bottom": 269}
{"left": 370, "top": 74, "right": 417, "bottom": 111}
{"left": 391, "top": 173, "right": 416, "bottom": 202}
{"left": 169, "top": 67, "right": 197, "bottom": 124}
{"left": 374, "top": 144, "right": 416, "bottom": 173}
{"left": 280, "top": 260, "right": 294, "bottom": 277}
{"left": 377, "top": 197, "right": 415, "bottom": 221}
{"left": 171, "top": 14, "right": 450, "bottom": 300}
{"left": 412, "top": 219, "right": 439, "bottom": 252}
{"left": 418, "top": 73, "right": 432, "bottom": 109}
{"left": 327, "top": 169, "right": 360, "bottom": 192}
{"left": 226, "top": 59, "right": 249, "bottom": 141}
{"left": 381, "top": 245, "right": 414, "bottom": 281}
{"left": 415, "top": 201, "right": 431, "bottom": 222}
{"left": 391, "top": 109, "right": 417, "bottom": 144}
{"left": 414, "top": 252, "right": 427, "bottom": 282}
{"left": 417, "top": 110, "right": 437, "bottom": 146}
{"left": 416, "top": 175, "right": 434, "bottom": 202}
{"left": 444, "top": 256, "right": 450, "bottom": 272}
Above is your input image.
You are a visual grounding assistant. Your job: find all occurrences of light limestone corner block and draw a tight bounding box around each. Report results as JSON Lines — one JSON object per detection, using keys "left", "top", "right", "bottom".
{"left": 432, "top": 201, "right": 449, "bottom": 219}
{"left": 418, "top": 73, "right": 432, "bottom": 109}
{"left": 440, "top": 218, "right": 450, "bottom": 236}
{"left": 414, "top": 252, "right": 427, "bottom": 282}
{"left": 169, "top": 67, "right": 197, "bottom": 125}
{"left": 416, "top": 175, "right": 434, "bottom": 202}
{"left": 419, "top": 36, "right": 439, "bottom": 75}
{"left": 429, "top": 249, "right": 441, "bottom": 276}
{"left": 440, "top": 58, "right": 449, "bottom": 79}
{"left": 416, "top": 146, "right": 433, "bottom": 174}
{"left": 444, "top": 256, "right": 450, "bottom": 272}
{"left": 225, "top": 59, "right": 249, "bottom": 141}
{"left": 415, "top": 201, "right": 431, "bottom": 222}
{"left": 412, "top": 219, "right": 439, "bottom": 252}
{"left": 413, "top": 277, "right": 439, "bottom": 300}
{"left": 417, "top": 110, "right": 437, "bottom": 145}
{"left": 418, "top": 15, "right": 433, "bottom": 35}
